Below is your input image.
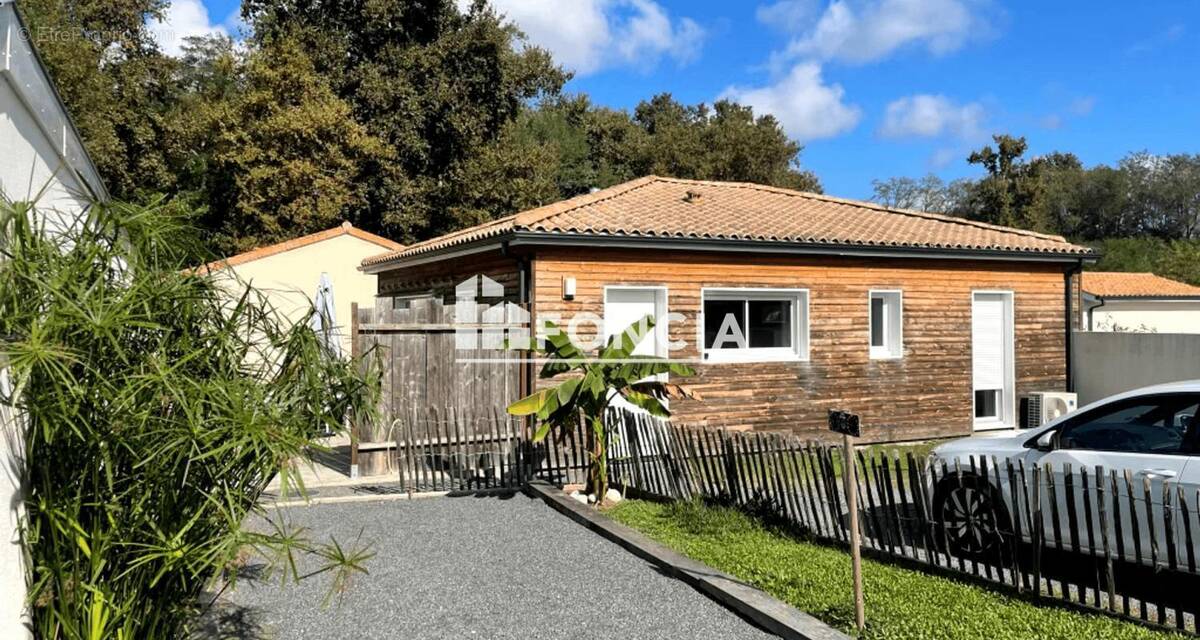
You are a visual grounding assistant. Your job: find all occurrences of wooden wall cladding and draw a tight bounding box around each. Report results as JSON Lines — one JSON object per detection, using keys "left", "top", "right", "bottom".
{"left": 531, "top": 247, "right": 1071, "bottom": 444}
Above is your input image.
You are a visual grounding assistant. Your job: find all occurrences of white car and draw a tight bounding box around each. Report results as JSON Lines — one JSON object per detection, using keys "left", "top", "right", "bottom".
{"left": 928, "top": 380, "right": 1200, "bottom": 566}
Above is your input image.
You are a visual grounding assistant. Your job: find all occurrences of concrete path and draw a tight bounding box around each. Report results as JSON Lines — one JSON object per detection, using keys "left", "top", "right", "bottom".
{"left": 196, "top": 494, "right": 774, "bottom": 640}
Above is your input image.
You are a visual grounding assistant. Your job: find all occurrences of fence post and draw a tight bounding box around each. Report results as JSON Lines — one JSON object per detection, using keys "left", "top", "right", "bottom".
{"left": 842, "top": 434, "right": 865, "bottom": 633}
{"left": 349, "top": 301, "right": 360, "bottom": 479}
{"left": 828, "top": 410, "right": 865, "bottom": 632}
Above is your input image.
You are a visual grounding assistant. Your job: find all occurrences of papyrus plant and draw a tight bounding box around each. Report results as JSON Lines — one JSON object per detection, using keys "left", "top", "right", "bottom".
{"left": 0, "top": 199, "right": 378, "bottom": 639}
{"left": 507, "top": 316, "right": 695, "bottom": 502}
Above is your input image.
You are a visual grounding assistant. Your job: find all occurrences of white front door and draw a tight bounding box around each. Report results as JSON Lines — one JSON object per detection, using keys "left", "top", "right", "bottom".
{"left": 972, "top": 292, "right": 1014, "bottom": 429}
{"left": 603, "top": 287, "right": 667, "bottom": 411}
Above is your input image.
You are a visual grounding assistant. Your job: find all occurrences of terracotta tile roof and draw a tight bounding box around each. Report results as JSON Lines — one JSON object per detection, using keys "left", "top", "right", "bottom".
{"left": 199, "top": 222, "right": 403, "bottom": 273}
{"left": 1081, "top": 271, "right": 1200, "bottom": 298}
{"left": 362, "top": 176, "right": 1091, "bottom": 268}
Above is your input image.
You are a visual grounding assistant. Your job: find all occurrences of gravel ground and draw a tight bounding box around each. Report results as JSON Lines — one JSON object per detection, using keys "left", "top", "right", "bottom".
{"left": 195, "top": 493, "right": 774, "bottom": 640}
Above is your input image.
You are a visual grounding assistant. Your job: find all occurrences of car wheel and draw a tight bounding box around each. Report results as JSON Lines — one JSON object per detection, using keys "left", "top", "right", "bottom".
{"left": 933, "top": 477, "right": 1011, "bottom": 562}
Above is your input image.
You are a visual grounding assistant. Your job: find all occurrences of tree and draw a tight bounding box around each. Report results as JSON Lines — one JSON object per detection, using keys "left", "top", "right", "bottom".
{"left": 240, "top": 0, "right": 569, "bottom": 241}
{"left": 1087, "top": 237, "right": 1166, "bottom": 273}
{"left": 1068, "top": 165, "right": 1131, "bottom": 239}
{"left": 16, "top": 0, "right": 182, "bottom": 199}
{"left": 1122, "top": 152, "right": 1200, "bottom": 239}
{"left": 201, "top": 37, "right": 389, "bottom": 253}
{"left": 1153, "top": 239, "right": 1200, "bottom": 286}
{"left": 871, "top": 174, "right": 969, "bottom": 213}
{"left": 964, "top": 134, "right": 1055, "bottom": 232}
{"left": 514, "top": 94, "right": 822, "bottom": 198}
{"left": 507, "top": 317, "right": 695, "bottom": 503}
{"left": 23, "top": 0, "right": 825, "bottom": 256}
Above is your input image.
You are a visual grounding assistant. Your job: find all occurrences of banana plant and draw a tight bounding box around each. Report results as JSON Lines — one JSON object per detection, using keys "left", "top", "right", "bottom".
{"left": 507, "top": 315, "right": 696, "bottom": 503}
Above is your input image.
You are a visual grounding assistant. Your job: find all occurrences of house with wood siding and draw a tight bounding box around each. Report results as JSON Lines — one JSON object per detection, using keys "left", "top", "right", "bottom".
{"left": 360, "top": 176, "right": 1094, "bottom": 443}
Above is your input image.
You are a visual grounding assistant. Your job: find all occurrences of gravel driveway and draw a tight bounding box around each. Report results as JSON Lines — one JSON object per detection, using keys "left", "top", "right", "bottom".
{"left": 196, "top": 493, "right": 774, "bottom": 640}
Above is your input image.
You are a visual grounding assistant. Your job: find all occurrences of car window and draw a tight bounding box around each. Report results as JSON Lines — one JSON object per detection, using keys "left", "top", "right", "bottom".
{"left": 1058, "top": 394, "right": 1200, "bottom": 454}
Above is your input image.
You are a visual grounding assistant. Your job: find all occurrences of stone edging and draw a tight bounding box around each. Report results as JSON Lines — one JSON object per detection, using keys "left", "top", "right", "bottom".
{"left": 524, "top": 480, "right": 851, "bottom": 640}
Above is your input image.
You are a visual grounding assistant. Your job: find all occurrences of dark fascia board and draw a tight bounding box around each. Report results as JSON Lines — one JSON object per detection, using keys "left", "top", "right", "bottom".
{"left": 508, "top": 231, "right": 1096, "bottom": 264}
{"left": 363, "top": 230, "right": 1096, "bottom": 272}
{"left": 359, "top": 237, "right": 508, "bottom": 272}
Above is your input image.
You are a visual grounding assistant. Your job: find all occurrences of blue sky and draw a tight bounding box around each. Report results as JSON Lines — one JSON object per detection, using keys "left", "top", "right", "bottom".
{"left": 168, "top": 0, "right": 1198, "bottom": 199}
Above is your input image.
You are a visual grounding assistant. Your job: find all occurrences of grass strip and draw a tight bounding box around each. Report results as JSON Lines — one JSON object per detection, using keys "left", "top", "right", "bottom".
{"left": 608, "top": 499, "right": 1186, "bottom": 639}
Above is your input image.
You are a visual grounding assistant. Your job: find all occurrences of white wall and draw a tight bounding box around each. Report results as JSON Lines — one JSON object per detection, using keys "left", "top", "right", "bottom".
{"left": 1085, "top": 299, "right": 1200, "bottom": 334}
{"left": 0, "top": 80, "right": 90, "bottom": 215}
{"left": 1, "top": 4, "right": 106, "bottom": 633}
{"left": 209, "top": 234, "right": 390, "bottom": 354}
{"left": 0, "top": 370, "right": 25, "bottom": 638}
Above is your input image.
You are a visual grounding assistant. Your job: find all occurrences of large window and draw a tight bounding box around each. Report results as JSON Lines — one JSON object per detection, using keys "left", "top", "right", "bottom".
{"left": 1056, "top": 394, "right": 1200, "bottom": 454}
{"left": 701, "top": 289, "right": 808, "bottom": 362}
{"left": 869, "top": 290, "right": 902, "bottom": 359}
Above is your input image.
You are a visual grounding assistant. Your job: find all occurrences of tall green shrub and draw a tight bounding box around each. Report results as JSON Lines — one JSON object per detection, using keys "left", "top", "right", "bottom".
{"left": 0, "top": 199, "right": 378, "bottom": 639}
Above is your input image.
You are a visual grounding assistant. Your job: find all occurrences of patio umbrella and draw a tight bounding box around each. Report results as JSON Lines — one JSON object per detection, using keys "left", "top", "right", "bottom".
{"left": 310, "top": 272, "right": 343, "bottom": 359}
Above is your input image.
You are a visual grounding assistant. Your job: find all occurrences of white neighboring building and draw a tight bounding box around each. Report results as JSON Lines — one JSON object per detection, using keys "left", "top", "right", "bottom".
{"left": 1, "top": 1, "right": 108, "bottom": 636}
{"left": 1082, "top": 271, "right": 1200, "bottom": 334}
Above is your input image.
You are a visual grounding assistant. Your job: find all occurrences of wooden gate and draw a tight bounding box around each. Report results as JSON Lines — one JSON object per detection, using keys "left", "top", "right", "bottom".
{"left": 350, "top": 295, "right": 527, "bottom": 475}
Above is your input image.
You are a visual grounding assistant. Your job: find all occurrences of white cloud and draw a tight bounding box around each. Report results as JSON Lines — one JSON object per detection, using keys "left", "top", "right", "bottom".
{"left": 720, "top": 62, "right": 862, "bottom": 141}
{"left": 773, "top": 0, "right": 994, "bottom": 66}
{"left": 482, "top": 0, "right": 705, "bottom": 76}
{"left": 1068, "top": 96, "right": 1095, "bottom": 117}
{"left": 929, "top": 146, "right": 962, "bottom": 169}
{"left": 1040, "top": 95, "right": 1096, "bottom": 130}
{"left": 1126, "top": 23, "right": 1185, "bottom": 55}
{"left": 149, "top": 0, "right": 237, "bottom": 56}
{"left": 756, "top": 0, "right": 819, "bottom": 33}
{"left": 879, "top": 94, "right": 984, "bottom": 140}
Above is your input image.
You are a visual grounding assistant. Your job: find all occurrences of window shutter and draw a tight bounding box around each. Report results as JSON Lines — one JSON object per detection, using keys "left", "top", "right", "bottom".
{"left": 972, "top": 296, "right": 1005, "bottom": 390}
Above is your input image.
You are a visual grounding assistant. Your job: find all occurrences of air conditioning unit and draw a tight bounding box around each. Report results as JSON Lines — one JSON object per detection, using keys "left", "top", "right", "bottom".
{"left": 1020, "top": 391, "right": 1078, "bottom": 429}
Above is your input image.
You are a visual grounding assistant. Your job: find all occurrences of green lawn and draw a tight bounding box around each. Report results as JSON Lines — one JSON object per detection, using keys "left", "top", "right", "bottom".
{"left": 608, "top": 499, "right": 1185, "bottom": 640}
{"left": 824, "top": 438, "right": 950, "bottom": 480}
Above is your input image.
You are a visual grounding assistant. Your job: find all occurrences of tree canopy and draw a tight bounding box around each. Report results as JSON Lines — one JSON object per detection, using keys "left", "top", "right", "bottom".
{"left": 18, "top": 0, "right": 821, "bottom": 258}
{"left": 872, "top": 135, "right": 1200, "bottom": 284}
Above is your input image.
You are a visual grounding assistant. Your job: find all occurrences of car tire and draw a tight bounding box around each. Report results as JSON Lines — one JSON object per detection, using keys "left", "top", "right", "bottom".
{"left": 932, "top": 475, "right": 1012, "bottom": 563}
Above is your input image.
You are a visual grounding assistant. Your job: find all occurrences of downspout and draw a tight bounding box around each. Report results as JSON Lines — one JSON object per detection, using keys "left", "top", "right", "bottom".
{"left": 1087, "top": 296, "right": 1106, "bottom": 332}
{"left": 521, "top": 258, "right": 534, "bottom": 398}
{"left": 1064, "top": 260, "right": 1084, "bottom": 393}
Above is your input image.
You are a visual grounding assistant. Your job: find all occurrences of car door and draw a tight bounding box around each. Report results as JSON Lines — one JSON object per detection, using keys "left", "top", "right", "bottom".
{"left": 1033, "top": 393, "right": 1200, "bottom": 567}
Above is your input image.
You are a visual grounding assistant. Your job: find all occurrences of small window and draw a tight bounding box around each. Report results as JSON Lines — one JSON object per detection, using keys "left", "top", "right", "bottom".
{"left": 869, "top": 290, "right": 902, "bottom": 359}
{"left": 702, "top": 289, "right": 808, "bottom": 362}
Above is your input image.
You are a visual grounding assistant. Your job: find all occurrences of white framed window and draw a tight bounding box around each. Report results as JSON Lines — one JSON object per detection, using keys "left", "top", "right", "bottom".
{"left": 868, "top": 290, "right": 903, "bottom": 360}
{"left": 701, "top": 288, "right": 808, "bottom": 363}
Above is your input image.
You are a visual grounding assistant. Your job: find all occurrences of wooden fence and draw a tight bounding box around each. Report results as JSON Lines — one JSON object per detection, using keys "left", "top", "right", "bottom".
{"left": 389, "top": 409, "right": 592, "bottom": 493}
{"left": 609, "top": 412, "right": 1200, "bottom": 635}
{"left": 351, "top": 296, "right": 525, "bottom": 475}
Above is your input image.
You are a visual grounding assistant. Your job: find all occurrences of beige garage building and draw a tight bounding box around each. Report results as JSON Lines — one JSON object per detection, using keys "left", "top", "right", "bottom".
{"left": 199, "top": 222, "right": 403, "bottom": 353}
